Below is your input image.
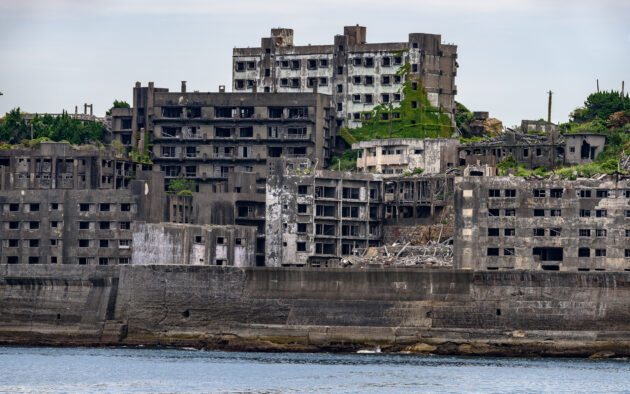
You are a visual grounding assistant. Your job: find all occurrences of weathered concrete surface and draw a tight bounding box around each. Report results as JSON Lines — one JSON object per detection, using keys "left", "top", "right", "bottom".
{"left": 0, "top": 265, "right": 629, "bottom": 357}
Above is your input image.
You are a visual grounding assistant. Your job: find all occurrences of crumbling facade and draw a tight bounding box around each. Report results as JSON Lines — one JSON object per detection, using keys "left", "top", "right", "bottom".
{"left": 352, "top": 138, "right": 458, "bottom": 174}
{"left": 132, "top": 222, "right": 257, "bottom": 266}
{"left": 0, "top": 142, "right": 165, "bottom": 265}
{"left": 458, "top": 131, "right": 606, "bottom": 170}
{"left": 233, "top": 26, "right": 458, "bottom": 128}
{"left": 111, "top": 83, "right": 334, "bottom": 189}
{"left": 454, "top": 176, "right": 630, "bottom": 272}
{"left": 266, "top": 160, "right": 454, "bottom": 267}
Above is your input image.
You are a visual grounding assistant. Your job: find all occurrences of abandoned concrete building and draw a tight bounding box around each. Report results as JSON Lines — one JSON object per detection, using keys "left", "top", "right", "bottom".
{"left": 266, "top": 160, "right": 454, "bottom": 267}
{"left": 352, "top": 138, "right": 459, "bottom": 174}
{"left": 454, "top": 176, "right": 630, "bottom": 272}
{"left": 0, "top": 142, "right": 165, "bottom": 265}
{"left": 458, "top": 131, "right": 606, "bottom": 169}
{"left": 132, "top": 222, "right": 257, "bottom": 266}
{"left": 233, "top": 26, "right": 458, "bottom": 129}
{"left": 111, "top": 82, "right": 334, "bottom": 189}
{"left": 520, "top": 120, "right": 558, "bottom": 134}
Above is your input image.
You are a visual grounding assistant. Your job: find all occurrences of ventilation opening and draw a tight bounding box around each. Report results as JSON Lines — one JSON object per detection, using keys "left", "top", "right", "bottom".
{"left": 542, "top": 265, "right": 560, "bottom": 271}
{"left": 496, "top": 309, "right": 501, "bottom": 316}
{"left": 56, "top": 314, "right": 61, "bottom": 320}
{"left": 470, "top": 171, "right": 483, "bottom": 176}
{"left": 181, "top": 310, "right": 190, "bottom": 318}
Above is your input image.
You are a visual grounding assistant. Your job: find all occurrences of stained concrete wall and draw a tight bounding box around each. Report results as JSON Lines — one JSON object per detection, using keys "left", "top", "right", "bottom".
{"left": 1, "top": 265, "right": 629, "bottom": 355}
{"left": 132, "top": 222, "right": 256, "bottom": 266}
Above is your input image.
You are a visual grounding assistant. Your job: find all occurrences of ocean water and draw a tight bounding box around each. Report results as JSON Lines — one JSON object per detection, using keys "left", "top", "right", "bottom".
{"left": 0, "top": 346, "right": 628, "bottom": 393}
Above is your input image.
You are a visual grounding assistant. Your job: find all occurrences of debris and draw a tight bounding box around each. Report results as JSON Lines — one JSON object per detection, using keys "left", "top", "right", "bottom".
{"left": 346, "top": 238, "right": 454, "bottom": 269}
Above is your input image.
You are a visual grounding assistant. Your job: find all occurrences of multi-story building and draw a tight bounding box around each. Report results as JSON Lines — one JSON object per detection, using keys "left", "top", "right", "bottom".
{"left": 233, "top": 26, "right": 458, "bottom": 129}
{"left": 111, "top": 82, "right": 334, "bottom": 189}
{"left": 352, "top": 138, "right": 459, "bottom": 174}
{"left": 454, "top": 176, "right": 630, "bottom": 272}
{"left": 266, "top": 160, "right": 454, "bottom": 267}
{"left": 458, "top": 131, "right": 606, "bottom": 170}
{"left": 0, "top": 142, "right": 165, "bottom": 265}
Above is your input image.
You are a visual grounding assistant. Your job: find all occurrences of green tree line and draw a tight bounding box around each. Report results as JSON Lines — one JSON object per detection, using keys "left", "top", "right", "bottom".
{"left": 0, "top": 108, "right": 105, "bottom": 145}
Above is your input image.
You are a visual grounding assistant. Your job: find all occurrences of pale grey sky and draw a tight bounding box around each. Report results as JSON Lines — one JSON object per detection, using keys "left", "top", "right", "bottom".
{"left": 0, "top": 0, "right": 628, "bottom": 127}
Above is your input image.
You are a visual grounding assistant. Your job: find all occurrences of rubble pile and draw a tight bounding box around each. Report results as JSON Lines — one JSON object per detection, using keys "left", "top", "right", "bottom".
{"left": 341, "top": 238, "right": 454, "bottom": 269}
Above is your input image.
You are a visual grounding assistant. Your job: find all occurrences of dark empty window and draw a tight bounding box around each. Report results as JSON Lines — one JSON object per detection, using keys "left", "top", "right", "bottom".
{"left": 121, "top": 203, "right": 131, "bottom": 212}
{"left": 550, "top": 189, "right": 563, "bottom": 198}
{"left": 488, "top": 228, "right": 499, "bottom": 236}
{"left": 29, "top": 239, "right": 39, "bottom": 247}
{"left": 595, "top": 209, "right": 607, "bottom": 217}
{"left": 79, "top": 221, "right": 90, "bottom": 230}
{"left": 297, "top": 223, "right": 307, "bottom": 233}
{"left": 488, "top": 209, "right": 500, "bottom": 216}
{"left": 79, "top": 203, "right": 90, "bottom": 212}
{"left": 534, "top": 209, "right": 545, "bottom": 217}
{"left": 298, "top": 185, "right": 308, "bottom": 195}
{"left": 99, "top": 221, "right": 110, "bottom": 230}
{"left": 580, "top": 209, "right": 590, "bottom": 217}
{"left": 504, "top": 189, "right": 516, "bottom": 198}
{"left": 505, "top": 209, "right": 516, "bottom": 216}
{"left": 488, "top": 189, "right": 500, "bottom": 197}
{"left": 29, "top": 203, "right": 39, "bottom": 212}
{"left": 79, "top": 239, "right": 89, "bottom": 247}
{"left": 595, "top": 249, "right": 606, "bottom": 257}
{"left": 487, "top": 248, "right": 499, "bottom": 256}
{"left": 297, "top": 204, "right": 308, "bottom": 214}
{"left": 9, "top": 203, "right": 19, "bottom": 211}
{"left": 9, "top": 221, "right": 19, "bottom": 229}
{"left": 297, "top": 242, "right": 306, "bottom": 252}
{"left": 579, "top": 229, "right": 591, "bottom": 237}
{"left": 504, "top": 228, "right": 515, "bottom": 236}
{"left": 29, "top": 221, "right": 39, "bottom": 230}
{"left": 578, "top": 248, "right": 590, "bottom": 257}
{"left": 99, "top": 240, "right": 109, "bottom": 248}
{"left": 533, "top": 189, "right": 546, "bottom": 197}
{"left": 99, "top": 203, "right": 110, "bottom": 212}
{"left": 533, "top": 228, "right": 545, "bottom": 236}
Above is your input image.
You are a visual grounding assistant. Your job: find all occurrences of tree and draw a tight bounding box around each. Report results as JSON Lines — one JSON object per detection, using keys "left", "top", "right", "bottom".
{"left": 570, "top": 91, "right": 630, "bottom": 123}
{"left": 168, "top": 177, "right": 196, "bottom": 196}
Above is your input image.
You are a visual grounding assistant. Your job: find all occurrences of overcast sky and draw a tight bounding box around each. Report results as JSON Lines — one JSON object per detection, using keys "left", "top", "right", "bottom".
{"left": 0, "top": 0, "right": 628, "bottom": 127}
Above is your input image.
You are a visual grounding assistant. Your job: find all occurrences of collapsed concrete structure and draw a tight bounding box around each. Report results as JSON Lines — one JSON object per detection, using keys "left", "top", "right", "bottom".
{"left": 233, "top": 26, "right": 458, "bottom": 128}
{"left": 458, "top": 131, "right": 606, "bottom": 169}
{"left": 266, "top": 160, "right": 454, "bottom": 267}
{"left": 455, "top": 175, "right": 630, "bottom": 272}
{"left": 352, "top": 138, "right": 459, "bottom": 174}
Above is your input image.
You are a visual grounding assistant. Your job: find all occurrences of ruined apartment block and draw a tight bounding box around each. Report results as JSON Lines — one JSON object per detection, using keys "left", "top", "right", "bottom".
{"left": 266, "top": 160, "right": 454, "bottom": 267}
{"left": 233, "top": 26, "right": 458, "bottom": 129}
{"left": 132, "top": 222, "right": 257, "bottom": 266}
{"left": 454, "top": 176, "right": 630, "bottom": 272}
{"left": 352, "top": 138, "right": 459, "bottom": 174}
{"left": 113, "top": 83, "right": 333, "bottom": 188}
{"left": 458, "top": 130, "right": 606, "bottom": 170}
{"left": 0, "top": 142, "right": 165, "bottom": 265}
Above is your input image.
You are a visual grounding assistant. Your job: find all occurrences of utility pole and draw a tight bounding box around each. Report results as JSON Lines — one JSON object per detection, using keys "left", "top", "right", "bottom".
{"left": 596, "top": 79, "right": 599, "bottom": 93}
{"left": 547, "top": 90, "right": 553, "bottom": 123}
{"left": 622, "top": 81, "right": 625, "bottom": 99}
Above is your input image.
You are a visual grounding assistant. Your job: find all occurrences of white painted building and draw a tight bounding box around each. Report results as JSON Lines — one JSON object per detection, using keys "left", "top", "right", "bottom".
{"left": 352, "top": 138, "right": 459, "bottom": 174}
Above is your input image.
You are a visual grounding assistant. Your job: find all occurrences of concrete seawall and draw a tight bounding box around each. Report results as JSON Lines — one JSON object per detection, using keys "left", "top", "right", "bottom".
{"left": 1, "top": 265, "right": 629, "bottom": 357}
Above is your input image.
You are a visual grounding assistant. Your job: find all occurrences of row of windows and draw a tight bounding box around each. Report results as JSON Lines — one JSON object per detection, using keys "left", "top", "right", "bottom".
{"left": 487, "top": 248, "right": 630, "bottom": 258}
{"left": 486, "top": 228, "right": 627, "bottom": 237}
{"left": 1, "top": 238, "right": 131, "bottom": 248}
{"left": 2, "top": 203, "right": 62, "bottom": 212}
{"left": 2, "top": 221, "right": 131, "bottom": 230}
{"left": 486, "top": 208, "right": 630, "bottom": 218}
{"left": 488, "top": 188, "right": 630, "bottom": 199}
{"left": 4, "top": 256, "right": 130, "bottom": 265}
